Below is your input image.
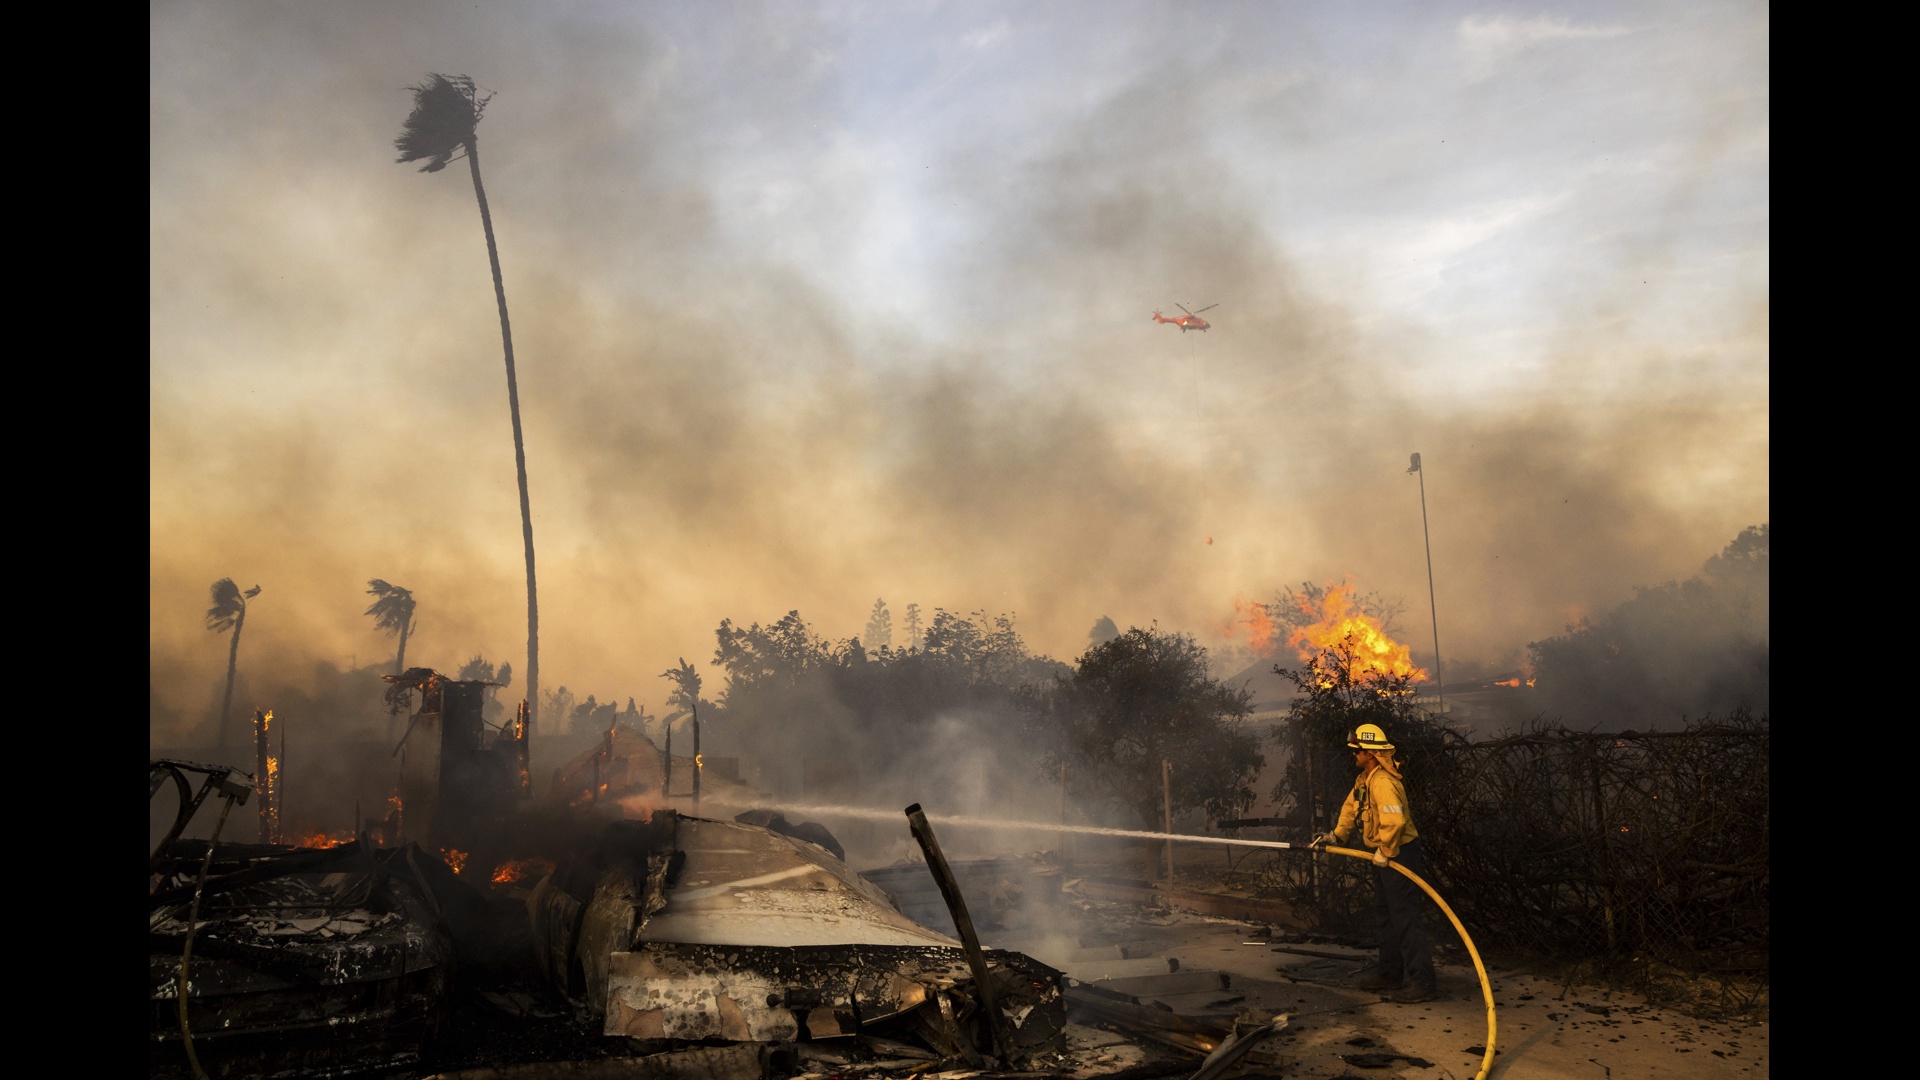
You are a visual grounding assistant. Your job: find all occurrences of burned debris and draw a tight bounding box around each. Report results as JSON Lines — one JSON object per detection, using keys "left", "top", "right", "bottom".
{"left": 153, "top": 678, "right": 1297, "bottom": 1080}
{"left": 150, "top": 847, "right": 454, "bottom": 1076}
{"left": 153, "top": 777, "right": 1287, "bottom": 1078}
{"left": 150, "top": 810, "right": 459, "bottom": 1077}
{"left": 529, "top": 810, "right": 1067, "bottom": 1061}
{"left": 387, "top": 669, "right": 530, "bottom": 847}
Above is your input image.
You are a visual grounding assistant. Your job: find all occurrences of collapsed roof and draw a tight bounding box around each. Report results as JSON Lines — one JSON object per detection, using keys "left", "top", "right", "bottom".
{"left": 529, "top": 810, "right": 1067, "bottom": 1061}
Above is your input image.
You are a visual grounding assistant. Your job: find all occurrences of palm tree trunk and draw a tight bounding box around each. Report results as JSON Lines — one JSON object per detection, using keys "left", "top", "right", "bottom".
{"left": 394, "top": 616, "right": 411, "bottom": 675}
{"left": 217, "top": 609, "right": 245, "bottom": 753}
{"left": 465, "top": 141, "right": 539, "bottom": 735}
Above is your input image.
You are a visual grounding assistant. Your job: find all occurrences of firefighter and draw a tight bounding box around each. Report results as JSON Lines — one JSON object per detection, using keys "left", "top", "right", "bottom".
{"left": 1312, "top": 723, "right": 1437, "bottom": 1002}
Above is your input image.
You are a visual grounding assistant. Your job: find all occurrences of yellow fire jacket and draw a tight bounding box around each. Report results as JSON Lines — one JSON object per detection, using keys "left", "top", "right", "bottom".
{"left": 1330, "top": 761, "right": 1419, "bottom": 858}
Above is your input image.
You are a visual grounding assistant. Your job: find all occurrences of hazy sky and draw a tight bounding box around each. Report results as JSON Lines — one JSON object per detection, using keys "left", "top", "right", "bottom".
{"left": 150, "top": 1, "right": 1768, "bottom": 736}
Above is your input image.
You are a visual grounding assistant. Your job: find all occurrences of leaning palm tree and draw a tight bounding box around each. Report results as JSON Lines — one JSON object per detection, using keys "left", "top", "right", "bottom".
{"left": 660, "top": 658, "right": 704, "bottom": 811}
{"left": 364, "top": 579, "right": 417, "bottom": 673}
{"left": 395, "top": 74, "right": 540, "bottom": 733}
{"left": 205, "top": 579, "right": 262, "bottom": 753}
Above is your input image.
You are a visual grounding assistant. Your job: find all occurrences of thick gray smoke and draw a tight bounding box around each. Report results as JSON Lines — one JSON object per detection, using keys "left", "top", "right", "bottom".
{"left": 150, "top": 5, "right": 1768, "bottom": 750}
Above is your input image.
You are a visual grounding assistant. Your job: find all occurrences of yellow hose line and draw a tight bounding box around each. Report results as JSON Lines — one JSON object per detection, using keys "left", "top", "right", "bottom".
{"left": 1320, "top": 845, "right": 1497, "bottom": 1080}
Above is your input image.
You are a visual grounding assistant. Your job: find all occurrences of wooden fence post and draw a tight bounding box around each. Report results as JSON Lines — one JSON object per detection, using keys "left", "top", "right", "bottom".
{"left": 1162, "top": 759, "right": 1174, "bottom": 885}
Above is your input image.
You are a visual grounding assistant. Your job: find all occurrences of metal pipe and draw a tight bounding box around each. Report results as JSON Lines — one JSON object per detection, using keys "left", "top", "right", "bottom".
{"left": 179, "top": 783, "right": 250, "bottom": 1079}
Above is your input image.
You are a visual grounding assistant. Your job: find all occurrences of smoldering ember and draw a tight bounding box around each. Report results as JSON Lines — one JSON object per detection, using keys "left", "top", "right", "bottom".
{"left": 152, "top": 8, "right": 1768, "bottom": 1079}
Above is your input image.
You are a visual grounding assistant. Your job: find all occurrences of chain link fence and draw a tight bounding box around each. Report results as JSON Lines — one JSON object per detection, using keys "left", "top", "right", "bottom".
{"left": 1250, "top": 709, "right": 1769, "bottom": 1010}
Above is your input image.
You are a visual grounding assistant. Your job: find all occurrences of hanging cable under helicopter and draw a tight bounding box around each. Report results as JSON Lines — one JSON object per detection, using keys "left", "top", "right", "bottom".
{"left": 1153, "top": 303, "right": 1220, "bottom": 545}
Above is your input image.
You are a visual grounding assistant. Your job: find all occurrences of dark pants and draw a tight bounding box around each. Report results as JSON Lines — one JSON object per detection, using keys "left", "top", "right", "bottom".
{"left": 1373, "top": 838, "right": 1436, "bottom": 990}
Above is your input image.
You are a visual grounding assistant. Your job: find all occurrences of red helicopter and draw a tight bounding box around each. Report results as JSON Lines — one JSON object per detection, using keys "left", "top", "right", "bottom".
{"left": 1153, "top": 303, "right": 1218, "bottom": 332}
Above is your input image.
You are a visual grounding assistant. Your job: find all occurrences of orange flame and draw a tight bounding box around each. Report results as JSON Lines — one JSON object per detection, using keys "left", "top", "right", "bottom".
{"left": 1220, "top": 595, "right": 1277, "bottom": 657}
{"left": 1284, "top": 582, "right": 1428, "bottom": 682}
{"left": 287, "top": 830, "right": 353, "bottom": 849}
{"left": 491, "top": 858, "right": 555, "bottom": 885}
{"left": 440, "top": 848, "right": 469, "bottom": 875}
{"left": 265, "top": 753, "right": 281, "bottom": 841}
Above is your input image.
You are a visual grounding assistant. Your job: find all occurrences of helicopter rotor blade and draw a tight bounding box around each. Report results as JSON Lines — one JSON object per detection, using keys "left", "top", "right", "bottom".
{"left": 1193, "top": 303, "right": 1218, "bottom": 314}
{"left": 1177, "top": 304, "right": 1194, "bottom": 316}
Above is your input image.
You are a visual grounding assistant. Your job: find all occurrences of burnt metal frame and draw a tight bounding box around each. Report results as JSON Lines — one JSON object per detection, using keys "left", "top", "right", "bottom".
{"left": 151, "top": 760, "right": 254, "bottom": 875}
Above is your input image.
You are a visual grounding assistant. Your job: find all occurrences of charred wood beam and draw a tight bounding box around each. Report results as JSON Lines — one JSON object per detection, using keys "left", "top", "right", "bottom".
{"left": 1061, "top": 980, "right": 1226, "bottom": 1056}
{"left": 904, "top": 803, "right": 1016, "bottom": 1063}
{"left": 149, "top": 842, "right": 371, "bottom": 909}
{"left": 1190, "top": 1018, "right": 1280, "bottom": 1080}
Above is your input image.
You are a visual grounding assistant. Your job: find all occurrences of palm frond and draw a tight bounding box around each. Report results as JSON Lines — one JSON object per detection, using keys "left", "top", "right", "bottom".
{"left": 206, "top": 578, "right": 246, "bottom": 633}
{"left": 660, "top": 657, "right": 702, "bottom": 709}
{"left": 365, "top": 579, "right": 416, "bottom": 635}
{"left": 394, "top": 73, "right": 488, "bottom": 173}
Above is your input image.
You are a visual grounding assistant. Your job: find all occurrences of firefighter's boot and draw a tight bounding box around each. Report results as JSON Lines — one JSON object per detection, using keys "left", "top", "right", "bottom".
{"left": 1352, "top": 966, "right": 1401, "bottom": 992}
{"left": 1391, "top": 980, "right": 1437, "bottom": 1003}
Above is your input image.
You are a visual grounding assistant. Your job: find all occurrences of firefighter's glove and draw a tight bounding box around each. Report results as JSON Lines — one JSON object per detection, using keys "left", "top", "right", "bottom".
{"left": 1309, "top": 832, "right": 1337, "bottom": 849}
{"left": 1372, "top": 848, "right": 1391, "bottom": 867}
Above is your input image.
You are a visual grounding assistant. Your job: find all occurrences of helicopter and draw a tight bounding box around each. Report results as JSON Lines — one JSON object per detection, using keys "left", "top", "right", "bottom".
{"left": 1153, "top": 303, "right": 1217, "bottom": 332}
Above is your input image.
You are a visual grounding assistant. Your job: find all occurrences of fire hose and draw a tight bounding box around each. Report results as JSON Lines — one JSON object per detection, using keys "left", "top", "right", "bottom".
{"left": 895, "top": 805, "right": 1499, "bottom": 1079}
{"left": 178, "top": 792, "right": 242, "bottom": 1080}
{"left": 156, "top": 763, "right": 252, "bottom": 1080}
{"left": 1311, "top": 843, "right": 1497, "bottom": 1080}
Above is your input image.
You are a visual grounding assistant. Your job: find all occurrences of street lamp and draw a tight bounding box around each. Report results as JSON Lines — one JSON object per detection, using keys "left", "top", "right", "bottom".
{"left": 1408, "top": 452, "right": 1444, "bottom": 717}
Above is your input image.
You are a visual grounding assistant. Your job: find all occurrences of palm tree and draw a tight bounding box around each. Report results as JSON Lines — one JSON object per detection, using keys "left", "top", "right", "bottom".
{"left": 395, "top": 73, "right": 541, "bottom": 734}
{"left": 205, "top": 579, "right": 261, "bottom": 753}
{"left": 363, "top": 579, "right": 418, "bottom": 674}
{"left": 660, "top": 658, "right": 704, "bottom": 811}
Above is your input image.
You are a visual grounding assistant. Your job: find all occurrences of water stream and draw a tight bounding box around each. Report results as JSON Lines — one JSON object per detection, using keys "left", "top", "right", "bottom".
{"left": 766, "top": 801, "right": 1304, "bottom": 852}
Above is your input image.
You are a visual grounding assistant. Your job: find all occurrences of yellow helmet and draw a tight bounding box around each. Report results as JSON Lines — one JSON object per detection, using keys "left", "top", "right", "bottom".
{"left": 1347, "top": 723, "right": 1394, "bottom": 751}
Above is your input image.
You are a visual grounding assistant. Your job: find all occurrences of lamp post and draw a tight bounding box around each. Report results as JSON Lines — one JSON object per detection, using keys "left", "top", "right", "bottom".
{"left": 1408, "top": 452, "right": 1444, "bottom": 717}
